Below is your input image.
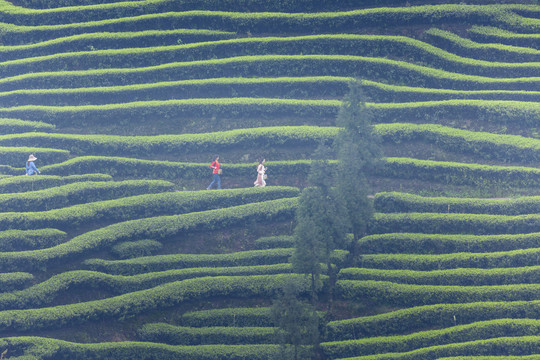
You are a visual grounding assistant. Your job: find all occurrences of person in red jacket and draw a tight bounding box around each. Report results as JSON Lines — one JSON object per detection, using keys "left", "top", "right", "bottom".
{"left": 207, "top": 155, "right": 221, "bottom": 190}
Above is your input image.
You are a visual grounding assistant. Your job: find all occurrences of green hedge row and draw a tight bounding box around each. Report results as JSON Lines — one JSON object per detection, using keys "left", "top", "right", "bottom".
{"left": 2, "top": 55, "right": 539, "bottom": 97}
{"left": 357, "top": 247, "right": 540, "bottom": 271}
{"left": 0, "top": 29, "right": 236, "bottom": 61}
{"left": 138, "top": 323, "right": 275, "bottom": 345}
{"left": 0, "top": 228, "right": 66, "bottom": 252}
{"left": 361, "top": 81, "right": 540, "bottom": 103}
{"left": 254, "top": 235, "right": 295, "bottom": 249}
{"left": 0, "top": 186, "right": 298, "bottom": 231}
{"left": 1, "top": 4, "right": 537, "bottom": 41}
{"left": 337, "top": 280, "right": 540, "bottom": 306}
{"left": 0, "top": 117, "right": 54, "bottom": 133}
{"left": 0, "top": 273, "right": 312, "bottom": 332}
{"left": 376, "top": 123, "right": 540, "bottom": 164}
{"left": 334, "top": 336, "right": 540, "bottom": 359}
{"left": 0, "top": 173, "right": 111, "bottom": 193}
{"left": 0, "top": 76, "right": 350, "bottom": 107}
{"left": 321, "top": 318, "right": 540, "bottom": 359}
{"left": 326, "top": 300, "right": 540, "bottom": 341}
{"left": 181, "top": 307, "right": 273, "bottom": 328}
{"left": 0, "top": 196, "right": 297, "bottom": 271}
{"left": 111, "top": 239, "right": 162, "bottom": 259}
{"left": 469, "top": 26, "right": 540, "bottom": 49}
{"left": 357, "top": 232, "right": 540, "bottom": 254}
{"left": 378, "top": 157, "right": 540, "bottom": 187}
{"left": 0, "top": 337, "right": 280, "bottom": 360}
{"left": 0, "top": 265, "right": 293, "bottom": 310}
{"left": 0, "top": 272, "right": 33, "bottom": 292}
{"left": 0, "top": 126, "right": 338, "bottom": 157}
{"left": 2, "top": 99, "right": 540, "bottom": 130}
{"left": 374, "top": 192, "right": 540, "bottom": 215}
{"left": 423, "top": 28, "right": 540, "bottom": 63}
{"left": 4, "top": 34, "right": 539, "bottom": 79}
{"left": 0, "top": 179, "right": 174, "bottom": 212}
{"left": 0, "top": 146, "right": 69, "bottom": 167}
{"left": 84, "top": 248, "right": 294, "bottom": 275}
{"left": 370, "top": 211, "right": 540, "bottom": 235}
{"left": 338, "top": 266, "right": 540, "bottom": 286}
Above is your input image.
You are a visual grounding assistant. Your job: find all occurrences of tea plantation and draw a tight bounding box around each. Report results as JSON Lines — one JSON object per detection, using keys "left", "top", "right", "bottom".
{"left": 0, "top": 0, "right": 540, "bottom": 358}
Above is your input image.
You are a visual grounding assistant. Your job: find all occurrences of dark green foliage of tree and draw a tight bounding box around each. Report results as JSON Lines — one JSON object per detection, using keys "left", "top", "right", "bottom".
{"left": 290, "top": 144, "right": 349, "bottom": 303}
{"left": 335, "top": 80, "right": 382, "bottom": 240}
{"left": 271, "top": 279, "right": 322, "bottom": 360}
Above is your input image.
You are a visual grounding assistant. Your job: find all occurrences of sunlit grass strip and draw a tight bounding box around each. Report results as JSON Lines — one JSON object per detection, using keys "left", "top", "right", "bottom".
{"left": 0, "top": 265, "right": 292, "bottom": 310}
{"left": 1, "top": 55, "right": 539, "bottom": 93}
{"left": 338, "top": 266, "right": 540, "bottom": 286}
{"left": 0, "top": 179, "right": 173, "bottom": 212}
{"left": 0, "top": 274, "right": 311, "bottom": 332}
{"left": 321, "top": 319, "right": 540, "bottom": 359}
{"left": 374, "top": 191, "right": 540, "bottom": 215}
{"left": 2, "top": 34, "right": 540, "bottom": 77}
{"left": 0, "top": 197, "right": 297, "bottom": 270}
{"left": 357, "top": 232, "right": 540, "bottom": 255}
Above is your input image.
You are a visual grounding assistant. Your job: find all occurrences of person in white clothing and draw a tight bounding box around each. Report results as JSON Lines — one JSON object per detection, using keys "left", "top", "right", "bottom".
{"left": 254, "top": 158, "right": 266, "bottom": 187}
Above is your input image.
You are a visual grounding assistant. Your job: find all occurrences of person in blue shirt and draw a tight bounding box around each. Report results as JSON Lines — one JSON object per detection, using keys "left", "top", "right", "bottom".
{"left": 25, "top": 154, "right": 41, "bottom": 175}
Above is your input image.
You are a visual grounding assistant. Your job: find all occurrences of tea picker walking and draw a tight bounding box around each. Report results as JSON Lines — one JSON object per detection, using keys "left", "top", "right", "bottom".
{"left": 207, "top": 155, "right": 222, "bottom": 190}
{"left": 254, "top": 158, "right": 266, "bottom": 187}
{"left": 25, "top": 154, "right": 41, "bottom": 176}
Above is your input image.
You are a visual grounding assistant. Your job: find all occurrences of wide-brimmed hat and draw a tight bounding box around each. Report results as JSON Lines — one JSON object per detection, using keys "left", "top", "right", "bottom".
{"left": 27, "top": 154, "right": 37, "bottom": 162}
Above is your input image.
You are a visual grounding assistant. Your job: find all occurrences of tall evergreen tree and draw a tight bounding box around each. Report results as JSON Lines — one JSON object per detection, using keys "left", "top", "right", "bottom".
{"left": 290, "top": 144, "right": 349, "bottom": 304}
{"left": 271, "top": 280, "right": 321, "bottom": 360}
{"left": 335, "top": 80, "right": 382, "bottom": 241}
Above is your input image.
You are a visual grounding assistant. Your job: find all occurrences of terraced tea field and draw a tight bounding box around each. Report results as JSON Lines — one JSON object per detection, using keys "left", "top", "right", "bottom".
{"left": 0, "top": 0, "right": 540, "bottom": 358}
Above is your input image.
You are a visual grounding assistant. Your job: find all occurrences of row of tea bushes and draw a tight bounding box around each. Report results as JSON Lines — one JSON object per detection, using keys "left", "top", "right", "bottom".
{"left": 339, "top": 266, "right": 540, "bottom": 286}
{"left": 0, "top": 126, "right": 337, "bottom": 157}
{"left": 0, "top": 146, "right": 69, "bottom": 166}
{"left": 0, "top": 197, "right": 298, "bottom": 271}
{"left": 0, "top": 228, "right": 66, "bottom": 251}
{"left": 0, "top": 186, "right": 299, "bottom": 231}
{"left": 0, "top": 273, "right": 313, "bottom": 332}
{"left": 181, "top": 307, "right": 274, "bottom": 328}
{"left": 84, "top": 248, "right": 295, "bottom": 275}
{"left": 321, "top": 318, "right": 540, "bottom": 359}
{"left": 138, "top": 323, "right": 275, "bottom": 345}
{"left": 5, "top": 35, "right": 540, "bottom": 78}
{"left": 357, "top": 247, "right": 540, "bottom": 271}
{"left": 0, "top": 336, "right": 280, "bottom": 360}
{"left": 370, "top": 211, "right": 540, "bottom": 235}
{"left": 374, "top": 192, "right": 540, "bottom": 215}
{"left": 2, "top": 57, "right": 539, "bottom": 93}
{"left": 0, "top": 272, "right": 33, "bottom": 292}
{"left": 0, "top": 264, "right": 293, "bottom": 310}
{"left": 1, "top": 4, "right": 536, "bottom": 40}
{"left": 0, "top": 117, "right": 54, "bottom": 133}
{"left": 326, "top": 300, "right": 540, "bottom": 341}
{"left": 0, "top": 173, "right": 112, "bottom": 193}
{"left": 422, "top": 28, "right": 540, "bottom": 63}
{"left": 357, "top": 232, "right": 540, "bottom": 254}
{"left": 0, "top": 179, "right": 174, "bottom": 212}
{"left": 468, "top": 26, "right": 540, "bottom": 48}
